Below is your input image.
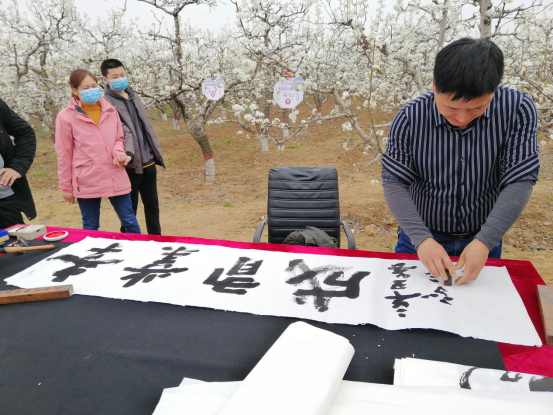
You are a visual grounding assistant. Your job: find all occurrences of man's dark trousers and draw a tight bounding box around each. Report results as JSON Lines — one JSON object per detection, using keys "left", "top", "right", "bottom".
{"left": 121, "top": 164, "right": 161, "bottom": 235}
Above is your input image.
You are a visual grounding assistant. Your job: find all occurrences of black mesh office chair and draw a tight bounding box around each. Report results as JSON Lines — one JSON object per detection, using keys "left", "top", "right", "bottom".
{"left": 253, "top": 166, "right": 356, "bottom": 249}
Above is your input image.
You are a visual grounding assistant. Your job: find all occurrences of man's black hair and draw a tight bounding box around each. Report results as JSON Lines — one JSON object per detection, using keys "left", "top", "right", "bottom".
{"left": 100, "top": 59, "right": 125, "bottom": 77}
{"left": 433, "top": 38, "right": 504, "bottom": 101}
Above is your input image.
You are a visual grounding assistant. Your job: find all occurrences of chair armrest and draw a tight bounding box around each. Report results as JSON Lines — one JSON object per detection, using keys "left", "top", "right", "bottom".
{"left": 341, "top": 221, "right": 356, "bottom": 250}
{"left": 253, "top": 221, "right": 267, "bottom": 243}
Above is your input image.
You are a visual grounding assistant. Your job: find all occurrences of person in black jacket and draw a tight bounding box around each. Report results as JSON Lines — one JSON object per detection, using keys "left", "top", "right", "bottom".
{"left": 0, "top": 99, "right": 37, "bottom": 229}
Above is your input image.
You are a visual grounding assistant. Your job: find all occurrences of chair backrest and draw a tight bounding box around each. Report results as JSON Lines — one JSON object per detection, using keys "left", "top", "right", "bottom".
{"left": 267, "top": 166, "right": 341, "bottom": 245}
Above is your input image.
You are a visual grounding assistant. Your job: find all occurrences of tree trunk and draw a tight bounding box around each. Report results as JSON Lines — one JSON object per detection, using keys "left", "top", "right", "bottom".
{"left": 437, "top": 1, "right": 448, "bottom": 51}
{"left": 160, "top": 109, "right": 168, "bottom": 121}
{"left": 205, "top": 157, "right": 215, "bottom": 184}
{"left": 314, "top": 93, "right": 324, "bottom": 123}
{"left": 264, "top": 88, "right": 272, "bottom": 118}
{"left": 168, "top": 103, "right": 179, "bottom": 129}
{"left": 315, "top": 95, "right": 323, "bottom": 123}
{"left": 220, "top": 106, "right": 227, "bottom": 120}
{"left": 257, "top": 132, "right": 269, "bottom": 153}
{"left": 282, "top": 109, "right": 290, "bottom": 140}
{"left": 477, "top": 0, "right": 493, "bottom": 39}
{"left": 185, "top": 119, "right": 216, "bottom": 183}
{"left": 173, "top": 116, "right": 180, "bottom": 130}
{"left": 13, "top": 75, "right": 21, "bottom": 102}
{"left": 41, "top": 95, "right": 57, "bottom": 138}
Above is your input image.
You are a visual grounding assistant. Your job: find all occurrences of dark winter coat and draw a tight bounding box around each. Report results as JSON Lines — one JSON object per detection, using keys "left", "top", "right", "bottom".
{"left": 103, "top": 86, "right": 165, "bottom": 174}
{"left": 0, "top": 99, "right": 37, "bottom": 220}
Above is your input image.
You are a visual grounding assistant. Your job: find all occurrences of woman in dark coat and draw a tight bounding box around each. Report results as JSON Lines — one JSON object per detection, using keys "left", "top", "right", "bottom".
{"left": 0, "top": 99, "right": 37, "bottom": 229}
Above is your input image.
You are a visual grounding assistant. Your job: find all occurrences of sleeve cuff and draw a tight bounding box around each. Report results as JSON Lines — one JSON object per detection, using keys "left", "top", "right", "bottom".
{"left": 412, "top": 234, "right": 434, "bottom": 250}
{"left": 474, "top": 233, "right": 497, "bottom": 250}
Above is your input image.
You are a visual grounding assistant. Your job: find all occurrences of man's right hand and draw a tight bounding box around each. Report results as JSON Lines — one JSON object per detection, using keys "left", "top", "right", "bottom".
{"left": 63, "top": 192, "right": 75, "bottom": 204}
{"left": 417, "top": 238, "right": 457, "bottom": 280}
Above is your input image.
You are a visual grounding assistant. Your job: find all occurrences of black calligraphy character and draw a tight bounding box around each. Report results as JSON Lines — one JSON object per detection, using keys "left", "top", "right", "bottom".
{"left": 48, "top": 243, "right": 124, "bottom": 282}
{"left": 500, "top": 372, "right": 524, "bottom": 383}
{"left": 120, "top": 246, "right": 198, "bottom": 287}
{"left": 425, "top": 272, "right": 440, "bottom": 283}
{"left": 285, "top": 259, "right": 370, "bottom": 312}
{"left": 421, "top": 286, "right": 454, "bottom": 305}
{"left": 203, "top": 257, "right": 262, "bottom": 295}
{"left": 434, "top": 286, "right": 454, "bottom": 305}
{"left": 388, "top": 263, "right": 417, "bottom": 279}
{"left": 391, "top": 280, "right": 407, "bottom": 290}
{"left": 461, "top": 369, "right": 553, "bottom": 392}
{"left": 459, "top": 367, "right": 478, "bottom": 389}
{"left": 385, "top": 291, "right": 421, "bottom": 318}
{"left": 227, "top": 257, "right": 263, "bottom": 275}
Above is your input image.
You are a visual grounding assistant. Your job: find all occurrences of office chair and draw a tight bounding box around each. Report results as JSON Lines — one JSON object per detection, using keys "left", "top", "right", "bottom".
{"left": 253, "top": 166, "right": 356, "bottom": 249}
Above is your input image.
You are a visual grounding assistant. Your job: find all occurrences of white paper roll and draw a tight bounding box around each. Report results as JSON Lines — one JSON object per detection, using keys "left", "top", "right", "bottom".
{"left": 154, "top": 379, "right": 553, "bottom": 415}
{"left": 215, "top": 321, "right": 355, "bottom": 415}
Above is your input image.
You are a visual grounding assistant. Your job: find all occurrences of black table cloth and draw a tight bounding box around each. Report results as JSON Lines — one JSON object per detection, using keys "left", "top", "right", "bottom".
{"left": 1, "top": 241, "right": 505, "bottom": 415}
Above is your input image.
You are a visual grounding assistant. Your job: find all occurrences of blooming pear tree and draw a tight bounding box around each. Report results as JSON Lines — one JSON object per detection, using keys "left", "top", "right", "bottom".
{"left": 137, "top": 0, "right": 261, "bottom": 183}
{"left": 0, "top": 0, "right": 135, "bottom": 137}
{"left": 0, "top": 0, "right": 80, "bottom": 136}
{"left": 224, "top": 0, "right": 320, "bottom": 152}
{"left": 1, "top": 0, "right": 551, "bottom": 181}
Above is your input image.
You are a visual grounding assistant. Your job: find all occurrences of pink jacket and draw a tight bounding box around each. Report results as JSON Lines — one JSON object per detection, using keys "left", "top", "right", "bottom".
{"left": 55, "top": 97, "right": 131, "bottom": 199}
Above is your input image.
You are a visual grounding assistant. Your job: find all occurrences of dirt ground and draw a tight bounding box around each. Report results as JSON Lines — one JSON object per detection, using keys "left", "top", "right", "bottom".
{"left": 27, "top": 100, "right": 553, "bottom": 285}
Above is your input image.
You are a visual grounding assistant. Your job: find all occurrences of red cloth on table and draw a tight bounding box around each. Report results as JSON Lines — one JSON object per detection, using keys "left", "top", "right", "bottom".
{"left": 38, "top": 226, "right": 553, "bottom": 378}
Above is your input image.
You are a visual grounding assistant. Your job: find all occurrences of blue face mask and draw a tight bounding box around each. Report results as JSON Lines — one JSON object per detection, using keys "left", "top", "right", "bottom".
{"left": 80, "top": 88, "right": 102, "bottom": 104}
{"left": 110, "top": 78, "right": 128, "bottom": 92}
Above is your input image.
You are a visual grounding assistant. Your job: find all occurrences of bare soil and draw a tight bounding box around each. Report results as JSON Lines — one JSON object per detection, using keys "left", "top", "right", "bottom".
{"left": 27, "top": 100, "right": 553, "bottom": 285}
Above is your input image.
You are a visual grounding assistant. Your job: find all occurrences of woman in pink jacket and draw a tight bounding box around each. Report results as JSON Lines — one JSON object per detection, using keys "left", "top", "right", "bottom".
{"left": 55, "top": 69, "right": 141, "bottom": 233}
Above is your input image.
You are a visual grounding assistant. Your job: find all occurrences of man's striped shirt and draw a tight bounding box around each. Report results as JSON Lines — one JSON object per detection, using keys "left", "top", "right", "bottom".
{"left": 382, "top": 86, "right": 540, "bottom": 234}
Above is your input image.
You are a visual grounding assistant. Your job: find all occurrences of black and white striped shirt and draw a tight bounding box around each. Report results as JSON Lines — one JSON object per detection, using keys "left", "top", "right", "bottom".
{"left": 382, "top": 86, "right": 540, "bottom": 234}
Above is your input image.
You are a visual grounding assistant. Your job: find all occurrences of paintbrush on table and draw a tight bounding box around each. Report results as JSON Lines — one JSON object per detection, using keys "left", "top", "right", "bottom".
{"left": 0, "top": 244, "right": 55, "bottom": 254}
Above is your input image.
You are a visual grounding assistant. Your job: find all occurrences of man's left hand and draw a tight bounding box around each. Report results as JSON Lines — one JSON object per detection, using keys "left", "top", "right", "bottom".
{"left": 0, "top": 168, "right": 21, "bottom": 187}
{"left": 454, "top": 239, "right": 490, "bottom": 285}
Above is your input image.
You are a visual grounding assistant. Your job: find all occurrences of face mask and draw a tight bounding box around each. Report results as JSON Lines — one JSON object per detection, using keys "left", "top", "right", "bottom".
{"left": 110, "top": 78, "right": 128, "bottom": 92}
{"left": 80, "top": 88, "right": 102, "bottom": 104}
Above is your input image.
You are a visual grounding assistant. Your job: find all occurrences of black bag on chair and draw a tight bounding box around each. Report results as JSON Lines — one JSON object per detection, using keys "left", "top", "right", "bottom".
{"left": 253, "top": 167, "right": 356, "bottom": 249}
{"left": 282, "top": 226, "right": 339, "bottom": 248}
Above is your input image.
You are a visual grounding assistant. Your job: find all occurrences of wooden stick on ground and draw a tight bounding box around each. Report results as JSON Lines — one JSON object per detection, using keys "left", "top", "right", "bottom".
{"left": 0, "top": 285, "right": 74, "bottom": 305}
